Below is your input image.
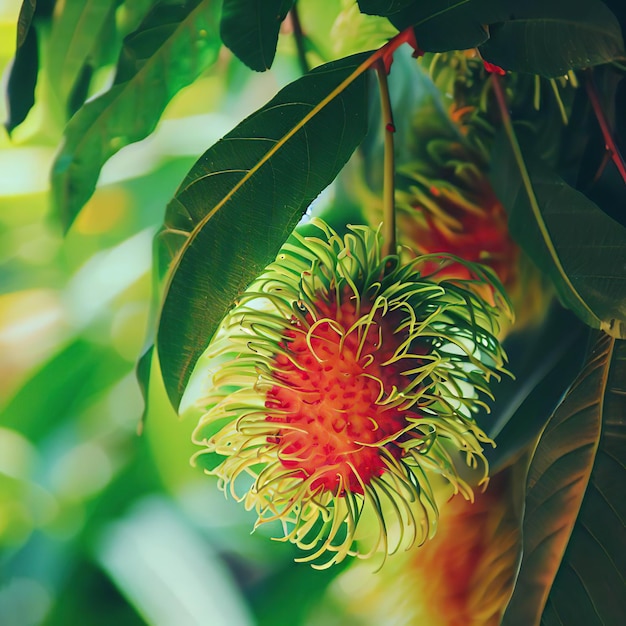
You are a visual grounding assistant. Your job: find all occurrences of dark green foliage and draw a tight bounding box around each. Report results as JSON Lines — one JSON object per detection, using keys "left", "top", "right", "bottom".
{"left": 486, "top": 307, "right": 589, "bottom": 472}
{"left": 220, "top": 0, "right": 294, "bottom": 71}
{"left": 480, "top": 1, "right": 625, "bottom": 77}
{"left": 51, "top": 0, "right": 221, "bottom": 231}
{"left": 544, "top": 338, "right": 626, "bottom": 625}
{"left": 491, "top": 132, "right": 626, "bottom": 338}
{"left": 156, "top": 53, "right": 370, "bottom": 409}
{"left": 387, "top": 0, "right": 504, "bottom": 51}
{"left": 502, "top": 335, "right": 626, "bottom": 625}
{"left": 5, "top": 0, "right": 41, "bottom": 133}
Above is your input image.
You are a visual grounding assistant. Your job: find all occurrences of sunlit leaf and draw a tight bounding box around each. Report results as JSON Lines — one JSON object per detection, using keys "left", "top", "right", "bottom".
{"left": 491, "top": 131, "right": 626, "bottom": 338}
{"left": 156, "top": 53, "right": 371, "bottom": 409}
{"left": 5, "top": 0, "right": 38, "bottom": 134}
{"left": 47, "top": 0, "right": 118, "bottom": 113}
{"left": 480, "top": 0, "right": 625, "bottom": 78}
{"left": 220, "top": 0, "right": 294, "bottom": 71}
{"left": 51, "top": 0, "right": 221, "bottom": 231}
{"left": 502, "top": 334, "right": 626, "bottom": 625}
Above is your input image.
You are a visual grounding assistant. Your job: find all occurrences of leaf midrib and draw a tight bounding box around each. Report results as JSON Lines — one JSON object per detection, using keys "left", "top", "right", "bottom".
{"left": 162, "top": 53, "right": 378, "bottom": 289}
{"left": 501, "top": 116, "right": 601, "bottom": 325}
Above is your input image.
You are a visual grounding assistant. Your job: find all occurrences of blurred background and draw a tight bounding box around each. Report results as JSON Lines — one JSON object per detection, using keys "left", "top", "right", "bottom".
{"left": 0, "top": 1, "right": 358, "bottom": 623}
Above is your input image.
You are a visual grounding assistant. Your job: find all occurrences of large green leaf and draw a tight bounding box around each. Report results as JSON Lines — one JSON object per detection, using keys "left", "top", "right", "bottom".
{"left": 385, "top": 0, "right": 507, "bottom": 51}
{"left": 51, "top": 0, "right": 221, "bottom": 231}
{"left": 491, "top": 131, "right": 626, "bottom": 338}
{"left": 156, "top": 53, "right": 371, "bottom": 410}
{"left": 47, "top": 0, "right": 119, "bottom": 113}
{"left": 220, "top": 0, "right": 294, "bottom": 72}
{"left": 502, "top": 334, "right": 626, "bottom": 625}
{"left": 5, "top": 0, "right": 39, "bottom": 134}
{"left": 542, "top": 340, "right": 626, "bottom": 625}
{"left": 480, "top": 0, "right": 625, "bottom": 78}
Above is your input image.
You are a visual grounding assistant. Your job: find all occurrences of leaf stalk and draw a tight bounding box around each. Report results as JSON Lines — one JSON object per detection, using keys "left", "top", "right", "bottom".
{"left": 376, "top": 60, "right": 396, "bottom": 258}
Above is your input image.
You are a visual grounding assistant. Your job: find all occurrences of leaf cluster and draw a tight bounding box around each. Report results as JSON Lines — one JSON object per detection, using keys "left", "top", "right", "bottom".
{"left": 3, "top": 0, "right": 626, "bottom": 623}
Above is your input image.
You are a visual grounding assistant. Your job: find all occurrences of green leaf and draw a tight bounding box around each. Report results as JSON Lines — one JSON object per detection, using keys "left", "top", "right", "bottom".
{"left": 251, "top": 555, "right": 348, "bottom": 626}
{"left": 156, "top": 53, "right": 371, "bottom": 410}
{"left": 502, "top": 334, "right": 626, "bottom": 625}
{"left": 47, "top": 0, "right": 119, "bottom": 114}
{"left": 480, "top": 1, "right": 625, "bottom": 78}
{"left": 543, "top": 339, "right": 626, "bottom": 624}
{"left": 51, "top": 0, "right": 221, "bottom": 231}
{"left": 5, "top": 0, "right": 38, "bottom": 134}
{"left": 491, "top": 131, "right": 626, "bottom": 338}
{"left": 486, "top": 310, "right": 589, "bottom": 473}
{"left": 2, "top": 339, "right": 130, "bottom": 443}
{"left": 357, "top": 0, "right": 416, "bottom": 16}
{"left": 386, "top": 0, "right": 506, "bottom": 52}
{"left": 135, "top": 344, "right": 154, "bottom": 433}
{"left": 220, "top": 0, "right": 294, "bottom": 72}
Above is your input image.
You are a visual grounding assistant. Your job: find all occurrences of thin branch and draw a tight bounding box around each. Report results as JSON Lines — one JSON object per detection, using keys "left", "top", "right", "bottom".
{"left": 290, "top": 2, "right": 310, "bottom": 74}
{"left": 583, "top": 69, "right": 626, "bottom": 184}
{"left": 376, "top": 60, "right": 396, "bottom": 258}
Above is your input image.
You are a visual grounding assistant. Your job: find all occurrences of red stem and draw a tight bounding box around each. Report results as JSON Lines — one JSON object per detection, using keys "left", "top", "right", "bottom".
{"left": 584, "top": 69, "right": 626, "bottom": 184}
{"left": 376, "top": 60, "right": 397, "bottom": 257}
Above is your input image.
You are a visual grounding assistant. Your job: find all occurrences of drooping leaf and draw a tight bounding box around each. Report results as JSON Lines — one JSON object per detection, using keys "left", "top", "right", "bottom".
{"left": 5, "top": 0, "right": 39, "bottom": 134}
{"left": 51, "top": 0, "right": 221, "bottom": 231}
{"left": 67, "top": 64, "right": 94, "bottom": 118}
{"left": 156, "top": 53, "right": 371, "bottom": 410}
{"left": 502, "top": 334, "right": 626, "bottom": 625}
{"left": 542, "top": 338, "right": 626, "bottom": 625}
{"left": 491, "top": 131, "right": 626, "bottom": 338}
{"left": 15, "top": 0, "right": 38, "bottom": 44}
{"left": 220, "top": 0, "right": 294, "bottom": 72}
{"left": 480, "top": 0, "right": 625, "bottom": 78}
{"left": 47, "top": 0, "right": 119, "bottom": 114}
{"left": 357, "top": 0, "right": 416, "bottom": 16}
